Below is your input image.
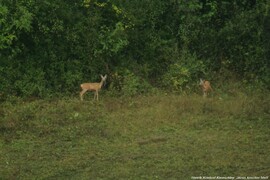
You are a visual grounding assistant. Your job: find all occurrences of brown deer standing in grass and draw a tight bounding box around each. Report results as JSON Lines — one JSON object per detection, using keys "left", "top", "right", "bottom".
{"left": 199, "top": 78, "right": 213, "bottom": 98}
{"left": 80, "top": 75, "right": 107, "bottom": 101}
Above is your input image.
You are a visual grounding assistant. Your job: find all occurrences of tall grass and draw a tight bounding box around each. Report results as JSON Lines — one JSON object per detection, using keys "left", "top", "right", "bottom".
{"left": 0, "top": 91, "right": 269, "bottom": 179}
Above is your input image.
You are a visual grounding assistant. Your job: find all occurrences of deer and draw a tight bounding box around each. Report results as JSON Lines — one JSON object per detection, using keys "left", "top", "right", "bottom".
{"left": 199, "top": 78, "right": 213, "bottom": 98}
{"left": 80, "top": 74, "right": 107, "bottom": 101}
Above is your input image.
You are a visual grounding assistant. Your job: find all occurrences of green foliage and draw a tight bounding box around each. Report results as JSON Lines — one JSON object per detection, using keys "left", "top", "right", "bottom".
{"left": 218, "top": 9, "right": 266, "bottom": 77}
{"left": 162, "top": 51, "right": 205, "bottom": 91}
{"left": 0, "top": 0, "right": 269, "bottom": 97}
{"left": 0, "top": 1, "right": 33, "bottom": 50}
{"left": 109, "top": 68, "right": 152, "bottom": 96}
{"left": 96, "top": 22, "right": 129, "bottom": 56}
{"left": 14, "top": 67, "right": 47, "bottom": 97}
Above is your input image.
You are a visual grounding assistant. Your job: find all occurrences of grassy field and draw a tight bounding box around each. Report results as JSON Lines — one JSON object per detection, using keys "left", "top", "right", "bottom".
{"left": 0, "top": 91, "right": 269, "bottom": 179}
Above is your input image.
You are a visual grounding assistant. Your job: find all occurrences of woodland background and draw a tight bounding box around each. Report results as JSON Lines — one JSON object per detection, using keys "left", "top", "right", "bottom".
{"left": 1, "top": 0, "right": 270, "bottom": 97}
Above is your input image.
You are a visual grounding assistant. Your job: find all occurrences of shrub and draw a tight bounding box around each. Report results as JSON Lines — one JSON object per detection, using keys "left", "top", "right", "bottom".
{"left": 109, "top": 68, "right": 152, "bottom": 96}
{"left": 162, "top": 51, "right": 206, "bottom": 91}
{"left": 13, "top": 67, "right": 47, "bottom": 97}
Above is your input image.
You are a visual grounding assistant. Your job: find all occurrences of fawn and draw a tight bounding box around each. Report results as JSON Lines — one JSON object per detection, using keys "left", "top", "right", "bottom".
{"left": 199, "top": 78, "right": 213, "bottom": 98}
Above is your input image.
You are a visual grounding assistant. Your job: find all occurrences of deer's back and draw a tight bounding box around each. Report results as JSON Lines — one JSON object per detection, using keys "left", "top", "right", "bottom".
{"left": 81, "top": 83, "right": 101, "bottom": 91}
{"left": 202, "top": 81, "right": 212, "bottom": 92}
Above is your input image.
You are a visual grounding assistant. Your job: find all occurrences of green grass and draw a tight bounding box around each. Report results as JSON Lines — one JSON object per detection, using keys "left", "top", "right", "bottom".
{"left": 0, "top": 92, "right": 269, "bottom": 179}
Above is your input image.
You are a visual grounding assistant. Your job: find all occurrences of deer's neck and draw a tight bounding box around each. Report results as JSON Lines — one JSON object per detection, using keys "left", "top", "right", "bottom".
{"left": 100, "top": 80, "right": 104, "bottom": 87}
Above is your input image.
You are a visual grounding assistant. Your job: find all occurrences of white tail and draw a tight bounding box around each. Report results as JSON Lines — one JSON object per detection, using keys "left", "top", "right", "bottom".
{"left": 199, "top": 78, "right": 213, "bottom": 98}
{"left": 80, "top": 75, "right": 107, "bottom": 101}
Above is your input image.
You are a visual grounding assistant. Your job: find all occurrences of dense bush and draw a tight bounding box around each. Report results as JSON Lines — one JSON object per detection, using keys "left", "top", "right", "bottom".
{"left": 0, "top": 0, "right": 269, "bottom": 98}
{"left": 162, "top": 51, "right": 206, "bottom": 91}
{"left": 109, "top": 68, "right": 152, "bottom": 96}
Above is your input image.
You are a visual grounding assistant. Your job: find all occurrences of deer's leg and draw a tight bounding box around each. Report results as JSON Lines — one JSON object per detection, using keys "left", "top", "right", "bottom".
{"left": 203, "top": 91, "right": 207, "bottom": 98}
{"left": 94, "top": 90, "right": 99, "bottom": 101}
{"left": 80, "top": 89, "right": 87, "bottom": 101}
{"left": 93, "top": 91, "right": 96, "bottom": 100}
